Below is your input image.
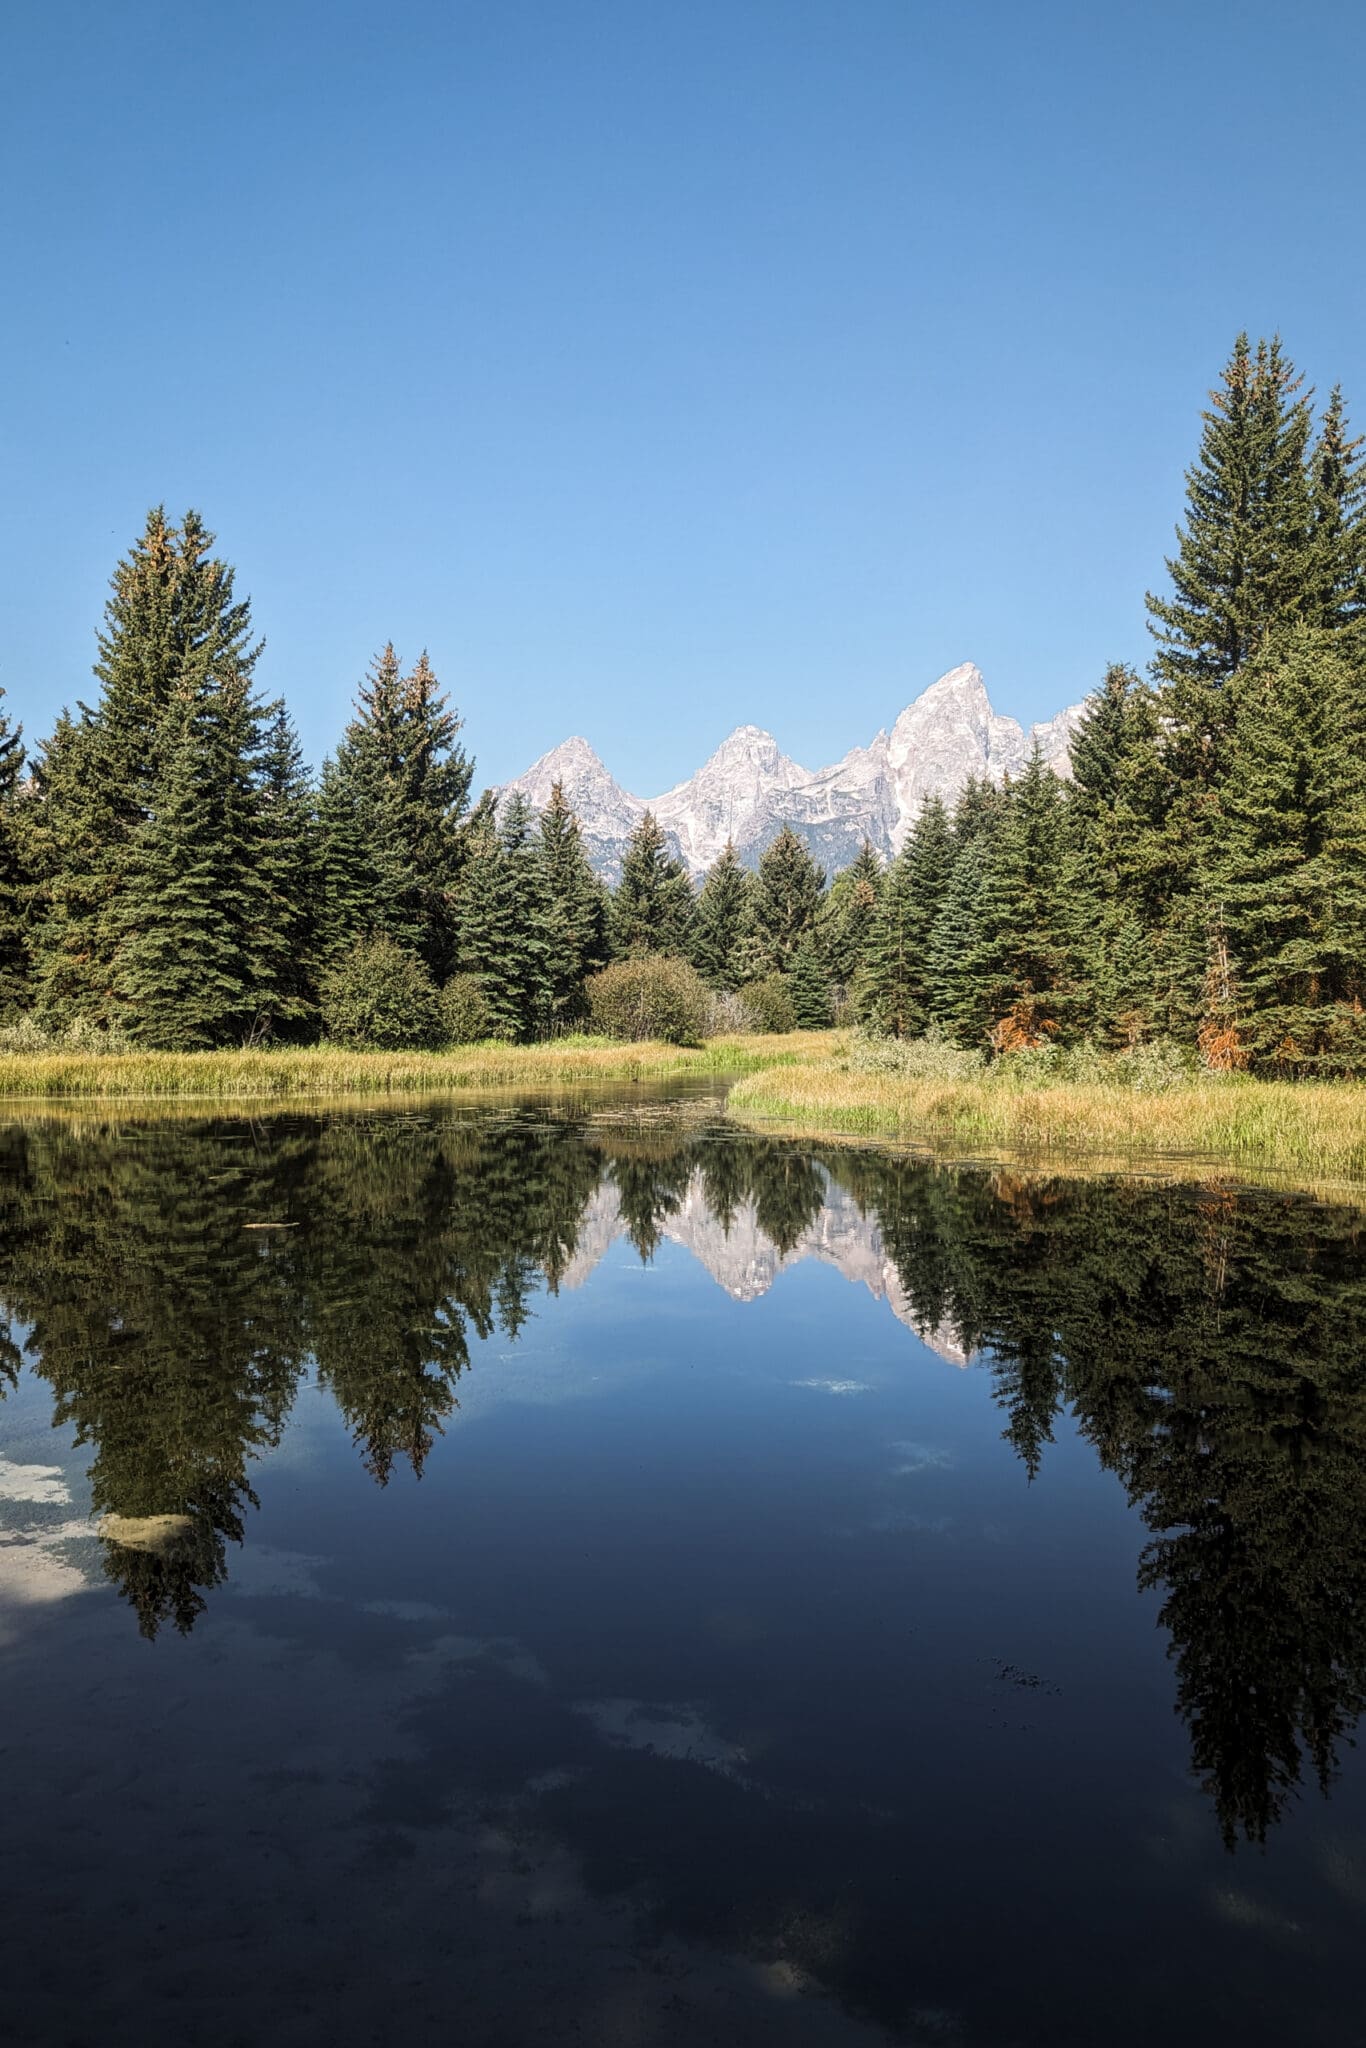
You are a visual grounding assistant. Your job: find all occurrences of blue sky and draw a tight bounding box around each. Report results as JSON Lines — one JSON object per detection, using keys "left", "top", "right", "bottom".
{"left": 3, "top": 0, "right": 1364, "bottom": 794}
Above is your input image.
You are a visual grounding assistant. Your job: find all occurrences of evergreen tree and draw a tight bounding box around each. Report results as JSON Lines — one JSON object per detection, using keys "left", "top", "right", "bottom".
{"left": 1146, "top": 336, "right": 1315, "bottom": 796}
{"left": 323, "top": 644, "right": 474, "bottom": 974}
{"left": 538, "top": 780, "right": 609, "bottom": 1029}
{"left": 740, "top": 825, "right": 824, "bottom": 977}
{"left": 454, "top": 794, "right": 554, "bottom": 1041}
{"left": 612, "top": 811, "right": 693, "bottom": 957}
{"left": 30, "top": 509, "right": 262, "bottom": 1024}
{"left": 1147, "top": 336, "right": 1315, "bottom": 689}
{"left": 315, "top": 754, "right": 384, "bottom": 961}
{"left": 857, "top": 798, "right": 953, "bottom": 1038}
{"left": 690, "top": 840, "right": 751, "bottom": 989}
{"left": 254, "top": 703, "right": 320, "bottom": 1039}
{"left": 0, "top": 688, "right": 30, "bottom": 1014}
{"left": 957, "top": 751, "right": 1078, "bottom": 1049}
{"left": 789, "top": 931, "right": 834, "bottom": 1028}
{"left": 928, "top": 831, "right": 990, "bottom": 1047}
{"left": 113, "top": 682, "right": 275, "bottom": 1048}
{"left": 1067, "top": 665, "right": 1164, "bottom": 1042}
{"left": 822, "top": 841, "right": 882, "bottom": 991}
{"left": 1213, "top": 629, "right": 1366, "bottom": 1072}
{"left": 1307, "top": 386, "right": 1366, "bottom": 651}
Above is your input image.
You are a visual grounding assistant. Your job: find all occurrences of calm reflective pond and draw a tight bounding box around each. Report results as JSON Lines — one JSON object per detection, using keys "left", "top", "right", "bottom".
{"left": 2, "top": 1097, "right": 1364, "bottom": 2047}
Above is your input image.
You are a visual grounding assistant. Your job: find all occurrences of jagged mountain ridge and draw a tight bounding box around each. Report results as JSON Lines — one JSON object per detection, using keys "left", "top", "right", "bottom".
{"left": 559, "top": 1169, "right": 976, "bottom": 1366}
{"left": 498, "top": 662, "right": 1087, "bottom": 880}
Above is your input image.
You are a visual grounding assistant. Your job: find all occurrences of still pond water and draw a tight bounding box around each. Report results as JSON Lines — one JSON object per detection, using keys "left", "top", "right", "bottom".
{"left": 1, "top": 1091, "right": 1364, "bottom": 2047}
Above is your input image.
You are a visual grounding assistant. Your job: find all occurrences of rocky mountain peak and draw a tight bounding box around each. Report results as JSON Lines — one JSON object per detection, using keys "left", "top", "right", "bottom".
{"left": 498, "top": 664, "right": 1090, "bottom": 879}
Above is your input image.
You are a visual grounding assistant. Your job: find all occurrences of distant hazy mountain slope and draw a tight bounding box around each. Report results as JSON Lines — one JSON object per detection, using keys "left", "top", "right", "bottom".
{"left": 497, "top": 664, "right": 1087, "bottom": 878}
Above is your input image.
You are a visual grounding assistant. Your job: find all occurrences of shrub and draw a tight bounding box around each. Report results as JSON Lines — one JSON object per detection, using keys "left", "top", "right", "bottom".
{"left": 0, "top": 1013, "right": 133, "bottom": 1055}
{"left": 319, "top": 937, "right": 442, "bottom": 1050}
{"left": 702, "top": 987, "right": 762, "bottom": 1036}
{"left": 738, "top": 974, "right": 796, "bottom": 1035}
{"left": 585, "top": 955, "right": 709, "bottom": 1044}
{"left": 439, "top": 974, "right": 496, "bottom": 1045}
{"left": 849, "top": 1028, "right": 985, "bottom": 1081}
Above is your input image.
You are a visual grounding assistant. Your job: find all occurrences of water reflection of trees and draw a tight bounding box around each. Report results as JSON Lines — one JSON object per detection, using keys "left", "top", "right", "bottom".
{"left": 0, "top": 1110, "right": 1364, "bottom": 1845}
{"left": 823, "top": 1149, "right": 1366, "bottom": 1845}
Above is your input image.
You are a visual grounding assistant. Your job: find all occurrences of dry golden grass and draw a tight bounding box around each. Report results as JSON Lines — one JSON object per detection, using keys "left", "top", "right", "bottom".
{"left": 728, "top": 1060, "right": 1366, "bottom": 1186}
{"left": 0, "top": 1032, "right": 840, "bottom": 1103}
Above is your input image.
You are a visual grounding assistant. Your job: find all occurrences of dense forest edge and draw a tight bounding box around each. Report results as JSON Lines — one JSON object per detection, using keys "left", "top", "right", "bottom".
{"left": 1, "top": 333, "right": 1365, "bottom": 1134}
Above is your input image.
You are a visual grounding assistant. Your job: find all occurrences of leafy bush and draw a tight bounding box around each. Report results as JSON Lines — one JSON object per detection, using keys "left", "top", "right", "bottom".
{"left": 585, "top": 955, "right": 709, "bottom": 1044}
{"left": 319, "top": 937, "right": 442, "bottom": 1050}
{"left": 993, "top": 1037, "right": 1204, "bottom": 1091}
{"left": 1112, "top": 1038, "right": 1204, "bottom": 1091}
{"left": 438, "top": 974, "right": 496, "bottom": 1045}
{"left": 740, "top": 974, "right": 796, "bottom": 1035}
{"left": 702, "top": 987, "right": 763, "bottom": 1036}
{"left": 0, "top": 1013, "right": 132, "bottom": 1055}
{"left": 849, "top": 1027, "right": 985, "bottom": 1081}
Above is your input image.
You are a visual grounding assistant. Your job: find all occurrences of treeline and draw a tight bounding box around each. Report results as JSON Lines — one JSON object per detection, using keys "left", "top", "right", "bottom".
{"left": 1, "top": 331, "right": 1363, "bottom": 1066}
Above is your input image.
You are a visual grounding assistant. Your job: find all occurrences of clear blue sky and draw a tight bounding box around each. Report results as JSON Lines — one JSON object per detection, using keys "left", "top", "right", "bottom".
{"left": 3, "top": 0, "right": 1363, "bottom": 794}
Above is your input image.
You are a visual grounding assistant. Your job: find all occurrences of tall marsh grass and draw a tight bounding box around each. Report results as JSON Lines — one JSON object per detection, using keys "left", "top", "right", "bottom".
{"left": 730, "top": 1033, "right": 1366, "bottom": 1183}
{"left": 0, "top": 1031, "right": 840, "bottom": 1102}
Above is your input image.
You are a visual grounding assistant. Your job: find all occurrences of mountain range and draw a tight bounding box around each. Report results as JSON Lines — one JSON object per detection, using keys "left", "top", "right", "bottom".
{"left": 498, "top": 662, "right": 1087, "bottom": 880}
{"left": 559, "top": 1166, "right": 976, "bottom": 1367}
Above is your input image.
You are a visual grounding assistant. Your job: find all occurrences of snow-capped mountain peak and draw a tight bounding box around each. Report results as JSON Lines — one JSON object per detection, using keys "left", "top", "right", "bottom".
{"left": 651, "top": 725, "right": 810, "bottom": 874}
{"left": 498, "top": 664, "right": 1089, "bottom": 878}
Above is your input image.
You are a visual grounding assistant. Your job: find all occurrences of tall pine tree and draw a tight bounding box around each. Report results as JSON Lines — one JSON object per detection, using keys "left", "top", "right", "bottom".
{"left": 957, "top": 752, "right": 1078, "bottom": 1049}
{"left": 454, "top": 795, "right": 554, "bottom": 1042}
{"left": 1214, "top": 628, "right": 1366, "bottom": 1072}
{"left": 822, "top": 841, "right": 882, "bottom": 992}
{"left": 1146, "top": 336, "right": 1315, "bottom": 798}
{"left": 689, "top": 840, "right": 751, "bottom": 989}
{"left": 739, "top": 825, "right": 824, "bottom": 977}
{"left": 0, "top": 688, "right": 30, "bottom": 1015}
{"left": 538, "top": 781, "right": 610, "bottom": 1030}
{"left": 857, "top": 799, "right": 953, "bottom": 1038}
{"left": 322, "top": 644, "right": 474, "bottom": 975}
{"left": 30, "top": 509, "right": 262, "bottom": 1025}
{"left": 612, "top": 812, "right": 693, "bottom": 957}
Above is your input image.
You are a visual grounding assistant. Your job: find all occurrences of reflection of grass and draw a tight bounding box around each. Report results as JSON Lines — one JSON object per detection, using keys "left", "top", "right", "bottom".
{"left": 0, "top": 1031, "right": 840, "bottom": 1101}
{"left": 729, "top": 1059, "right": 1366, "bottom": 1186}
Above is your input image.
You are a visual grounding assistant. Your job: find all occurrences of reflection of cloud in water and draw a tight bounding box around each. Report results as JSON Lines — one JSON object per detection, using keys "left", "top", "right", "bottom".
{"left": 865, "top": 1510, "right": 955, "bottom": 1537}
{"left": 572, "top": 1697, "right": 748, "bottom": 1780}
{"left": 792, "top": 1378, "right": 871, "bottom": 1395}
{"left": 1209, "top": 1887, "right": 1304, "bottom": 1941}
{"left": 0, "top": 1456, "right": 98, "bottom": 1624}
{"left": 226, "top": 1545, "right": 331, "bottom": 1600}
{"left": 0, "top": 1522, "right": 96, "bottom": 1618}
{"left": 363, "top": 1598, "right": 450, "bottom": 1623}
{"left": 890, "top": 1442, "right": 955, "bottom": 1476}
{"left": 409, "top": 1633, "right": 549, "bottom": 1689}
{"left": 0, "top": 1457, "right": 71, "bottom": 1504}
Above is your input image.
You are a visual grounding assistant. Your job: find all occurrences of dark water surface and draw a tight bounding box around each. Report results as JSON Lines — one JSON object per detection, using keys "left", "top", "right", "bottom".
{"left": 2, "top": 1097, "right": 1365, "bottom": 2048}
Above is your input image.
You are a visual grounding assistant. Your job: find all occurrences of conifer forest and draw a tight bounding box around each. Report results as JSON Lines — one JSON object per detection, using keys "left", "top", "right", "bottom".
{"left": 3, "top": 332, "right": 1365, "bottom": 1074}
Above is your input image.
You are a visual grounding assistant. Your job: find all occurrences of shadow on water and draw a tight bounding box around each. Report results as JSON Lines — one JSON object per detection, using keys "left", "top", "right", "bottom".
{"left": 1, "top": 1101, "right": 1365, "bottom": 2043}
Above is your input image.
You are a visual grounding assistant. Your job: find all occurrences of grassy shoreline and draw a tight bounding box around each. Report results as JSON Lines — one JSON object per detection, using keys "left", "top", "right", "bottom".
{"left": 728, "top": 1059, "right": 1366, "bottom": 1185}
{"left": 0, "top": 1031, "right": 837, "bottom": 1102}
{"left": 4, "top": 1030, "right": 1366, "bottom": 1191}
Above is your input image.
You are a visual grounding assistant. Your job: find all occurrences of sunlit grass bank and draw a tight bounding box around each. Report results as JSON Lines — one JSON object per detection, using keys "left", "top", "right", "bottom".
{"left": 728, "top": 1057, "right": 1366, "bottom": 1183}
{"left": 0, "top": 1031, "right": 839, "bottom": 1101}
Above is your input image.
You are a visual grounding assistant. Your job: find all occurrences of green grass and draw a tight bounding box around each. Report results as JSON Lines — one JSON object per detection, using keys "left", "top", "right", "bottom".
{"left": 728, "top": 1056, "right": 1366, "bottom": 1187}
{"left": 0, "top": 1031, "right": 839, "bottom": 1102}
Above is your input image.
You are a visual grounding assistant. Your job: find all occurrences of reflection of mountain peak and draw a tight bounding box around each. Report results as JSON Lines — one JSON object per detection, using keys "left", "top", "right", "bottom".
{"left": 561, "top": 1169, "right": 974, "bottom": 1364}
